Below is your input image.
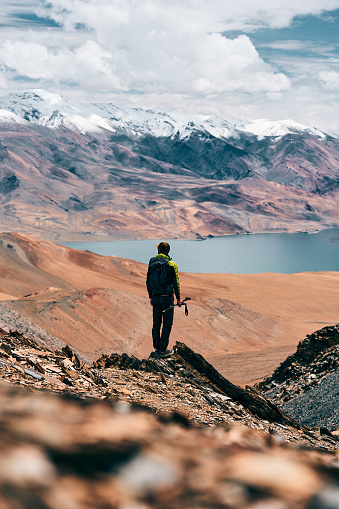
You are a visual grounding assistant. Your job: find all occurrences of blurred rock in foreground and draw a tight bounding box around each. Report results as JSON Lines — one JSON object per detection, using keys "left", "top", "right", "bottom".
{"left": 1, "top": 327, "right": 339, "bottom": 508}
{"left": 0, "top": 380, "right": 339, "bottom": 509}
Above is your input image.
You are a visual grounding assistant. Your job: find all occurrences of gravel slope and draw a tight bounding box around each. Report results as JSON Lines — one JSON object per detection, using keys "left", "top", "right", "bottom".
{"left": 282, "top": 371, "right": 339, "bottom": 431}
{"left": 0, "top": 302, "right": 65, "bottom": 351}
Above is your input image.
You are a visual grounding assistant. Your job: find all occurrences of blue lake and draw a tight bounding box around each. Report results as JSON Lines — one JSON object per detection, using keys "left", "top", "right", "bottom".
{"left": 62, "top": 229, "right": 339, "bottom": 274}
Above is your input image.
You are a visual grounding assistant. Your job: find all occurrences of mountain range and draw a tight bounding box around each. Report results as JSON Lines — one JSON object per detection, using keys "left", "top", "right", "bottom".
{"left": 0, "top": 90, "right": 339, "bottom": 240}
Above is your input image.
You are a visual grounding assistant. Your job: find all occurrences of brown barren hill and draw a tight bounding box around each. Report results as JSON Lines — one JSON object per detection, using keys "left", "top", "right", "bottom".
{"left": 0, "top": 232, "right": 338, "bottom": 385}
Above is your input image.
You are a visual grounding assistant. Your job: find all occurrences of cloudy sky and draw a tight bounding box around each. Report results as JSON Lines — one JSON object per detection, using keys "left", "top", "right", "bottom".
{"left": 1, "top": 0, "right": 339, "bottom": 133}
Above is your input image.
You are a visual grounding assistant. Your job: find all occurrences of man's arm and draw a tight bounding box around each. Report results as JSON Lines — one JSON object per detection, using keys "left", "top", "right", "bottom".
{"left": 168, "top": 260, "right": 181, "bottom": 305}
{"left": 146, "top": 265, "right": 153, "bottom": 304}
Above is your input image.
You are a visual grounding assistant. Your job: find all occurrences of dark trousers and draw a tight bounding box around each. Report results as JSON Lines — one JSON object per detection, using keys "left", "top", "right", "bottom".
{"left": 151, "top": 294, "right": 174, "bottom": 353}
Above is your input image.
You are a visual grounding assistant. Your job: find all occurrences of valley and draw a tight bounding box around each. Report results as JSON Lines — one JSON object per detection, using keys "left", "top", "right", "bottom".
{"left": 0, "top": 232, "right": 338, "bottom": 385}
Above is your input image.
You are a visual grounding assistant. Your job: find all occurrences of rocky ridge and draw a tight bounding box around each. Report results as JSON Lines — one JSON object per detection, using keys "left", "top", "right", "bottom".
{"left": 0, "top": 327, "right": 338, "bottom": 446}
{"left": 257, "top": 325, "right": 339, "bottom": 403}
{"left": 257, "top": 325, "right": 339, "bottom": 431}
{"left": 282, "top": 372, "right": 339, "bottom": 432}
{"left": 0, "top": 301, "right": 65, "bottom": 351}
{"left": 0, "top": 328, "right": 339, "bottom": 508}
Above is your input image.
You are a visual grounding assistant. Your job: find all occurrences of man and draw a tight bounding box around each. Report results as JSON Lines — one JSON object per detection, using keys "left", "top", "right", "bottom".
{"left": 146, "top": 241, "right": 181, "bottom": 357}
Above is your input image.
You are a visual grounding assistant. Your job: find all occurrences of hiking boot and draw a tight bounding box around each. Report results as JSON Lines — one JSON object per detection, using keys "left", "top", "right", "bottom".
{"left": 159, "top": 349, "right": 173, "bottom": 358}
{"left": 150, "top": 350, "right": 160, "bottom": 358}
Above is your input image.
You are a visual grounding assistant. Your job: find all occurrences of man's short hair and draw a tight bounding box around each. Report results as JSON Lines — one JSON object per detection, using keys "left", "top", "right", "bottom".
{"left": 156, "top": 241, "right": 170, "bottom": 254}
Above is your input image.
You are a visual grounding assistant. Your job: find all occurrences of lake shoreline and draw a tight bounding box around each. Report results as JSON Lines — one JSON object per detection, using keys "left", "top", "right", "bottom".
{"left": 56, "top": 226, "right": 329, "bottom": 244}
{"left": 61, "top": 228, "right": 339, "bottom": 274}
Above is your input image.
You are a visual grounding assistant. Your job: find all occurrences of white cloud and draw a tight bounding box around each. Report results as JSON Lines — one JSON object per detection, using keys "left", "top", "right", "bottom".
{"left": 0, "top": 71, "right": 8, "bottom": 89}
{"left": 318, "top": 70, "right": 339, "bottom": 91}
{"left": 0, "top": 0, "right": 339, "bottom": 132}
{"left": 260, "top": 40, "right": 338, "bottom": 54}
{"left": 36, "top": 0, "right": 339, "bottom": 32}
{"left": 0, "top": 39, "right": 124, "bottom": 91}
{"left": 0, "top": 1, "right": 294, "bottom": 97}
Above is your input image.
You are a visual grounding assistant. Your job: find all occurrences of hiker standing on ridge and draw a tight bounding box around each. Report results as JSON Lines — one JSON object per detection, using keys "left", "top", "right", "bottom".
{"left": 146, "top": 242, "right": 181, "bottom": 357}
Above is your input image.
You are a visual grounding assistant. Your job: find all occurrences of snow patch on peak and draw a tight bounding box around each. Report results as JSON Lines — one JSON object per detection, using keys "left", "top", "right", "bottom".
{"left": 0, "top": 109, "right": 26, "bottom": 124}
{"left": 89, "top": 105, "right": 236, "bottom": 140}
{"left": 88, "top": 114, "right": 116, "bottom": 133}
{"left": 30, "top": 89, "right": 64, "bottom": 106}
{"left": 36, "top": 111, "right": 115, "bottom": 134}
{"left": 0, "top": 89, "right": 79, "bottom": 123}
{"left": 236, "top": 119, "right": 326, "bottom": 139}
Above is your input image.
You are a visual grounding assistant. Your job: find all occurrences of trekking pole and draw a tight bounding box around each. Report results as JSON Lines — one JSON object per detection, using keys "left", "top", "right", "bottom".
{"left": 163, "top": 296, "right": 191, "bottom": 316}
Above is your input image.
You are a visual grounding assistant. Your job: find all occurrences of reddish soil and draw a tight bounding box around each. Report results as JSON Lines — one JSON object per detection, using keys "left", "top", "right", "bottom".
{"left": 0, "top": 232, "right": 338, "bottom": 385}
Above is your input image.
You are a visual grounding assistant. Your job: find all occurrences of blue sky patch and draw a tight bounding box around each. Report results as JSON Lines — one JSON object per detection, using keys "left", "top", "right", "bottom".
{"left": 11, "top": 11, "right": 61, "bottom": 28}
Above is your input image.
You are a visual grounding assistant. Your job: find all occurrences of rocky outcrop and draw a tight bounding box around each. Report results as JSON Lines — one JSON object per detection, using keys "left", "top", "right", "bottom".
{"left": 257, "top": 325, "right": 339, "bottom": 398}
{"left": 257, "top": 324, "right": 339, "bottom": 431}
{"left": 0, "top": 328, "right": 339, "bottom": 508}
{"left": 1, "top": 327, "right": 338, "bottom": 446}
{"left": 0, "top": 174, "right": 20, "bottom": 195}
{"left": 282, "top": 371, "right": 339, "bottom": 431}
{"left": 173, "top": 342, "right": 301, "bottom": 428}
{"left": 96, "top": 342, "right": 302, "bottom": 427}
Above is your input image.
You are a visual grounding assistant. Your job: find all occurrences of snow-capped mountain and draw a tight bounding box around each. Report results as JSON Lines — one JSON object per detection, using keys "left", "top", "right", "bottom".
{"left": 235, "top": 118, "right": 326, "bottom": 140}
{"left": 0, "top": 89, "right": 339, "bottom": 241}
{"left": 0, "top": 89, "right": 235, "bottom": 139}
{"left": 0, "top": 89, "right": 328, "bottom": 141}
